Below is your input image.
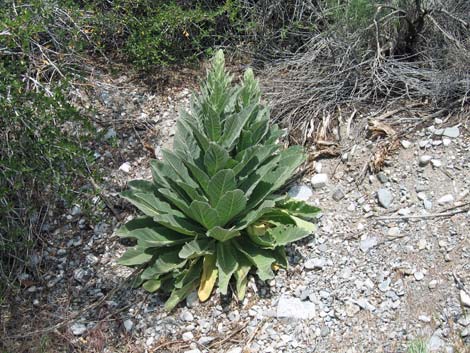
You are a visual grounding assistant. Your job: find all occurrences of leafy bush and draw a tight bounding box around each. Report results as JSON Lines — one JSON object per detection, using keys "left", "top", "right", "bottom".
{"left": 0, "top": 1, "right": 93, "bottom": 288}
{"left": 85, "top": 0, "right": 241, "bottom": 70}
{"left": 117, "top": 51, "right": 320, "bottom": 310}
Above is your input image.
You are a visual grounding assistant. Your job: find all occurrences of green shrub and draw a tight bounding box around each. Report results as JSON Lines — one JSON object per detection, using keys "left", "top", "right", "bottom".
{"left": 0, "top": 1, "right": 93, "bottom": 288}
{"left": 85, "top": 0, "right": 241, "bottom": 70}
{"left": 117, "top": 51, "right": 320, "bottom": 310}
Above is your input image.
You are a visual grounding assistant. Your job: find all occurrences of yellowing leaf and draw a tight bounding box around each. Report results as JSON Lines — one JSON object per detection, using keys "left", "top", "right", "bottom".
{"left": 198, "top": 254, "right": 218, "bottom": 302}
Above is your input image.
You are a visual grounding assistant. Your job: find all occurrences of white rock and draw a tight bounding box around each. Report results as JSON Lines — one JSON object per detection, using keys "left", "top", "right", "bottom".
{"left": 418, "top": 239, "right": 427, "bottom": 250}
{"left": 104, "top": 128, "right": 117, "bottom": 140}
{"left": 119, "top": 162, "right": 131, "bottom": 173}
{"left": 428, "top": 331, "right": 445, "bottom": 351}
{"left": 419, "top": 315, "right": 431, "bottom": 323}
{"left": 311, "top": 174, "right": 328, "bottom": 189}
{"left": 70, "top": 323, "right": 87, "bottom": 336}
{"left": 288, "top": 184, "right": 313, "bottom": 201}
{"left": 70, "top": 205, "right": 82, "bottom": 216}
{"left": 360, "top": 237, "right": 378, "bottom": 252}
{"left": 198, "top": 336, "right": 215, "bottom": 345}
{"left": 431, "top": 159, "right": 442, "bottom": 168}
{"left": 437, "top": 194, "right": 454, "bottom": 205}
{"left": 276, "top": 296, "right": 316, "bottom": 320}
{"left": 377, "top": 188, "right": 393, "bottom": 208}
{"left": 186, "top": 291, "right": 199, "bottom": 308}
{"left": 180, "top": 310, "right": 194, "bottom": 322}
{"left": 400, "top": 140, "right": 412, "bottom": 149}
{"left": 460, "top": 290, "right": 470, "bottom": 307}
{"left": 387, "top": 227, "right": 402, "bottom": 239}
{"left": 314, "top": 162, "right": 323, "bottom": 173}
{"left": 414, "top": 271, "right": 425, "bottom": 281}
{"left": 442, "top": 138, "right": 451, "bottom": 146}
{"left": 442, "top": 126, "right": 460, "bottom": 138}
{"left": 182, "top": 332, "right": 194, "bottom": 341}
{"left": 304, "top": 258, "right": 326, "bottom": 270}
{"left": 123, "top": 319, "right": 134, "bottom": 332}
{"left": 226, "top": 347, "right": 243, "bottom": 353}
{"left": 419, "top": 155, "right": 432, "bottom": 166}
{"left": 428, "top": 280, "right": 438, "bottom": 289}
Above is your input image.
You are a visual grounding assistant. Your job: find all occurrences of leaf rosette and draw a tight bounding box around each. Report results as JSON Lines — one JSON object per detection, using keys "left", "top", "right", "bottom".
{"left": 117, "top": 50, "right": 320, "bottom": 310}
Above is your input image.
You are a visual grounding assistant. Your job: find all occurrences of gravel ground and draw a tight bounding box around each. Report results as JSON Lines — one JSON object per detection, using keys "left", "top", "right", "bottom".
{"left": 7, "top": 71, "right": 469, "bottom": 353}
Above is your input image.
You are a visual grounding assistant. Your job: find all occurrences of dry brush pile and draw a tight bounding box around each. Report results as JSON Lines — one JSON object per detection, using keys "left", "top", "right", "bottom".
{"left": 260, "top": 0, "right": 470, "bottom": 145}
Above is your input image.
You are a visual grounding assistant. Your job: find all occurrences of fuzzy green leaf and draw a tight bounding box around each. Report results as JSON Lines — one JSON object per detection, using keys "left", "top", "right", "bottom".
{"left": 216, "top": 241, "right": 238, "bottom": 295}
{"left": 234, "top": 238, "right": 276, "bottom": 281}
{"left": 179, "top": 238, "right": 215, "bottom": 259}
{"left": 118, "top": 246, "right": 153, "bottom": 266}
{"left": 188, "top": 201, "right": 220, "bottom": 229}
{"left": 216, "top": 190, "right": 247, "bottom": 226}
{"left": 204, "top": 142, "right": 229, "bottom": 176}
{"left": 207, "top": 226, "right": 240, "bottom": 242}
{"left": 207, "top": 169, "right": 236, "bottom": 206}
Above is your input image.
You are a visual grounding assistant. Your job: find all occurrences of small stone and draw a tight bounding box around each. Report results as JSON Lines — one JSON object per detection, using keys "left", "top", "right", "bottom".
{"left": 228, "top": 310, "right": 240, "bottom": 322}
{"left": 442, "top": 138, "right": 451, "bottom": 146}
{"left": 70, "top": 205, "right": 81, "bottom": 216}
{"left": 311, "top": 174, "right": 328, "bottom": 189}
{"left": 304, "top": 258, "right": 326, "bottom": 270}
{"left": 377, "top": 188, "right": 393, "bottom": 208}
{"left": 86, "top": 254, "right": 99, "bottom": 265}
{"left": 398, "top": 208, "right": 411, "bottom": 216}
{"left": 417, "top": 192, "right": 427, "bottom": 201}
{"left": 314, "top": 162, "right": 323, "bottom": 173}
{"left": 431, "top": 159, "right": 442, "bottom": 168}
{"left": 71, "top": 323, "right": 87, "bottom": 336}
{"left": 460, "top": 290, "right": 470, "bottom": 307}
{"left": 198, "top": 336, "right": 215, "bottom": 345}
{"left": 345, "top": 302, "right": 361, "bottom": 317}
{"left": 387, "top": 227, "right": 402, "bottom": 239}
{"left": 276, "top": 296, "right": 316, "bottom": 319}
{"left": 377, "top": 172, "right": 389, "bottom": 184}
{"left": 360, "top": 237, "right": 378, "bottom": 252}
{"left": 424, "top": 200, "right": 433, "bottom": 210}
{"left": 419, "top": 140, "right": 430, "bottom": 148}
{"left": 414, "top": 271, "right": 425, "bottom": 281}
{"left": 288, "top": 185, "right": 313, "bottom": 201}
{"left": 400, "top": 140, "right": 412, "bottom": 149}
{"left": 226, "top": 347, "right": 242, "bottom": 353}
{"left": 182, "top": 332, "right": 194, "bottom": 341}
{"left": 104, "top": 128, "right": 117, "bottom": 140}
{"left": 123, "top": 319, "right": 134, "bottom": 332}
{"left": 379, "top": 278, "right": 391, "bottom": 292}
{"left": 442, "top": 126, "right": 460, "bottom": 138}
{"left": 119, "top": 162, "right": 131, "bottom": 173}
{"left": 437, "top": 194, "right": 454, "bottom": 205}
{"left": 461, "top": 327, "right": 470, "bottom": 338}
{"left": 186, "top": 291, "right": 199, "bottom": 308}
{"left": 181, "top": 310, "right": 194, "bottom": 322}
{"left": 347, "top": 203, "right": 356, "bottom": 211}
{"left": 320, "top": 327, "right": 330, "bottom": 337}
{"left": 419, "top": 315, "right": 431, "bottom": 323}
{"left": 418, "top": 239, "right": 427, "bottom": 250}
{"left": 332, "top": 188, "right": 345, "bottom": 201}
{"left": 419, "top": 155, "right": 432, "bottom": 167}
{"left": 428, "top": 331, "right": 445, "bottom": 351}
{"left": 428, "top": 280, "right": 438, "bottom": 289}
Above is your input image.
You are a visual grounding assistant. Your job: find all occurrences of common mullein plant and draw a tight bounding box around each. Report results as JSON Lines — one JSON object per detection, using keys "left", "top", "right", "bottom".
{"left": 117, "top": 50, "right": 320, "bottom": 310}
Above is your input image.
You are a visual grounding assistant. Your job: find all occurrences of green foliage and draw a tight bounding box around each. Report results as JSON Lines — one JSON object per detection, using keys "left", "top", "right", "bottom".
{"left": 406, "top": 339, "right": 428, "bottom": 353}
{"left": 86, "top": 0, "right": 241, "bottom": 70}
{"left": 118, "top": 50, "right": 320, "bottom": 310}
{"left": 0, "top": 1, "right": 94, "bottom": 284}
